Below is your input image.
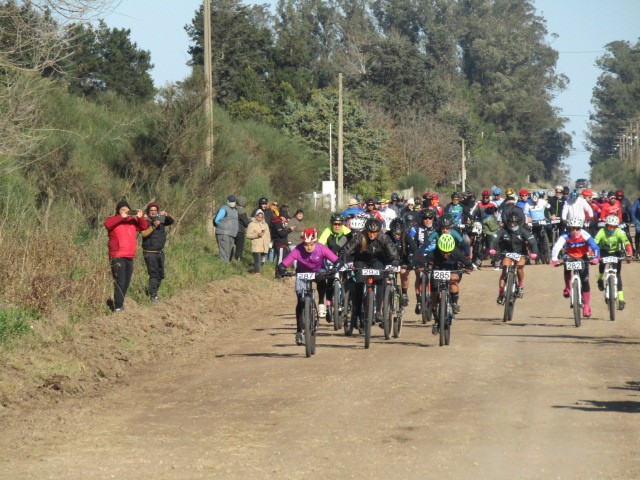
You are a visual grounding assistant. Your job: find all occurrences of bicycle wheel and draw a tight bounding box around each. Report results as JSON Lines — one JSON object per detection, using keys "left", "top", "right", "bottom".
{"left": 343, "top": 287, "right": 353, "bottom": 336}
{"left": 364, "top": 290, "right": 373, "bottom": 349}
{"left": 503, "top": 269, "right": 515, "bottom": 322}
{"left": 310, "top": 304, "right": 317, "bottom": 355}
{"left": 393, "top": 287, "right": 403, "bottom": 338}
{"left": 303, "top": 296, "right": 313, "bottom": 357}
{"left": 439, "top": 291, "right": 448, "bottom": 347}
{"left": 607, "top": 275, "right": 616, "bottom": 321}
{"left": 421, "top": 273, "right": 432, "bottom": 324}
{"left": 572, "top": 276, "right": 581, "bottom": 327}
{"left": 541, "top": 233, "right": 551, "bottom": 265}
{"left": 332, "top": 280, "right": 342, "bottom": 331}
{"left": 383, "top": 285, "right": 393, "bottom": 340}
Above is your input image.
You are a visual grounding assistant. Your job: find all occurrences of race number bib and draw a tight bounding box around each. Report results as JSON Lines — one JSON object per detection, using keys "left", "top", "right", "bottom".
{"left": 601, "top": 256, "right": 619, "bottom": 264}
{"left": 432, "top": 270, "right": 451, "bottom": 280}
{"left": 297, "top": 272, "right": 316, "bottom": 280}
{"left": 505, "top": 252, "right": 522, "bottom": 261}
{"left": 565, "top": 261, "right": 583, "bottom": 271}
{"left": 362, "top": 269, "right": 381, "bottom": 276}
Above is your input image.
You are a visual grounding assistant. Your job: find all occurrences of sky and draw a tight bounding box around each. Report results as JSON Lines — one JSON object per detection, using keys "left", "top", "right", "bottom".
{"left": 102, "top": 0, "right": 640, "bottom": 183}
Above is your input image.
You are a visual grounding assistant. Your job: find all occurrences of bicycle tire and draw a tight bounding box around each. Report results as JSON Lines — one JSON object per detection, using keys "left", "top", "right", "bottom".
{"left": 364, "top": 289, "right": 373, "bottom": 349}
{"left": 439, "top": 291, "right": 447, "bottom": 347}
{"left": 303, "top": 296, "right": 313, "bottom": 357}
{"left": 310, "top": 302, "right": 317, "bottom": 355}
{"left": 333, "top": 280, "right": 342, "bottom": 331}
{"left": 572, "top": 276, "right": 581, "bottom": 327}
{"left": 343, "top": 287, "right": 353, "bottom": 336}
{"left": 607, "top": 275, "right": 616, "bottom": 321}
{"left": 383, "top": 285, "right": 393, "bottom": 340}
{"left": 503, "top": 269, "right": 515, "bottom": 322}
{"left": 393, "top": 286, "right": 403, "bottom": 338}
{"left": 541, "top": 233, "right": 551, "bottom": 265}
{"left": 421, "top": 273, "right": 432, "bottom": 324}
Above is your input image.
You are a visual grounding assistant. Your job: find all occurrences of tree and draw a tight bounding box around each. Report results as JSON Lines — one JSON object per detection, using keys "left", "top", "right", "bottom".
{"left": 587, "top": 39, "right": 640, "bottom": 166}
{"left": 65, "top": 20, "right": 155, "bottom": 101}
{"left": 186, "top": 0, "right": 274, "bottom": 107}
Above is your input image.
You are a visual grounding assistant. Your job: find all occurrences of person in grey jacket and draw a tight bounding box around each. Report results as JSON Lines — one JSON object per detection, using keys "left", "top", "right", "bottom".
{"left": 288, "top": 209, "right": 304, "bottom": 245}
{"left": 214, "top": 194, "right": 239, "bottom": 262}
{"left": 233, "top": 195, "right": 251, "bottom": 261}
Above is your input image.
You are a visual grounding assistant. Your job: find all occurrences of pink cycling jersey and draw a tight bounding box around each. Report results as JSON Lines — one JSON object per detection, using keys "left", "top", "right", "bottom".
{"left": 282, "top": 242, "right": 339, "bottom": 272}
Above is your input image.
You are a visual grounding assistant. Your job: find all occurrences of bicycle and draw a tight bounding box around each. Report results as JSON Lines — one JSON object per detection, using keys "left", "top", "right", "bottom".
{"left": 500, "top": 252, "right": 528, "bottom": 322}
{"left": 550, "top": 218, "right": 562, "bottom": 245}
{"left": 355, "top": 267, "right": 384, "bottom": 349}
{"left": 331, "top": 262, "right": 353, "bottom": 331}
{"left": 382, "top": 265, "right": 403, "bottom": 339}
{"left": 415, "top": 266, "right": 433, "bottom": 325}
{"left": 557, "top": 258, "right": 585, "bottom": 328}
{"left": 601, "top": 255, "right": 619, "bottom": 321}
{"left": 530, "top": 220, "right": 551, "bottom": 264}
{"left": 428, "top": 268, "right": 465, "bottom": 346}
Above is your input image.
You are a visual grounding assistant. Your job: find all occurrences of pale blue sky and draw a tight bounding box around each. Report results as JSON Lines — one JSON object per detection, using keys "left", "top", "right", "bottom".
{"left": 103, "top": 0, "right": 640, "bottom": 182}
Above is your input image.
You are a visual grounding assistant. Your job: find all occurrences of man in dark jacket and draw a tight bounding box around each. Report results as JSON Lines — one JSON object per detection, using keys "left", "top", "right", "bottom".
{"left": 141, "top": 203, "right": 174, "bottom": 303}
{"left": 271, "top": 212, "right": 295, "bottom": 264}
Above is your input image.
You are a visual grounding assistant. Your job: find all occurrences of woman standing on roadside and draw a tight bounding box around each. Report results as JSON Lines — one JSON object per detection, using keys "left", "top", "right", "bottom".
{"left": 246, "top": 210, "right": 271, "bottom": 274}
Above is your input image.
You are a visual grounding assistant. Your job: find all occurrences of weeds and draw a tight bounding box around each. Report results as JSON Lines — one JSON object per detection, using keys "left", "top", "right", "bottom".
{"left": 0, "top": 307, "right": 39, "bottom": 347}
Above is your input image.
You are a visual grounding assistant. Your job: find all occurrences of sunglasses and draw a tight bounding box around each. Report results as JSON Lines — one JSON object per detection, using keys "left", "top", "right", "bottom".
{"left": 570, "top": 227, "right": 581, "bottom": 230}
{"left": 332, "top": 222, "right": 342, "bottom": 226}
{"left": 555, "top": 191, "right": 562, "bottom": 194}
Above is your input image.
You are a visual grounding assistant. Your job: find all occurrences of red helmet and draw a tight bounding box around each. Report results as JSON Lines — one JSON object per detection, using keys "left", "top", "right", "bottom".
{"left": 432, "top": 194, "right": 439, "bottom": 201}
{"left": 519, "top": 189, "right": 529, "bottom": 196}
{"left": 481, "top": 189, "right": 491, "bottom": 197}
{"left": 302, "top": 227, "right": 318, "bottom": 243}
{"left": 582, "top": 189, "right": 593, "bottom": 197}
{"left": 616, "top": 189, "right": 624, "bottom": 197}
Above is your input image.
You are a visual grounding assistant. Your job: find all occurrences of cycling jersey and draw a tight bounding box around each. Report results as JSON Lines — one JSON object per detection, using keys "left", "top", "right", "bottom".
{"left": 444, "top": 203, "right": 465, "bottom": 226}
{"left": 409, "top": 223, "right": 437, "bottom": 246}
{"left": 551, "top": 230, "right": 600, "bottom": 261}
{"left": 318, "top": 225, "right": 352, "bottom": 255}
{"left": 593, "top": 227, "right": 632, "bottom": 255}
{"left": 386, "top": 231, "right": 418, "bottom": 265}
{"left": 416, "top": 248, "right": 473, "bottom": 271}
{"left": 282, "top": 242, "right": 339, "bottom": 272}
{"left": 529, "top": 200, "right": 549, "bottom": 221}
{"left": 561, "top": 197, "right": 593, "bottom": 222}
{"left": 490, "top": 226, "right": 538, "bottom": 256}
{"left": 599, "top": 201, "right": 622, "bottom": 221}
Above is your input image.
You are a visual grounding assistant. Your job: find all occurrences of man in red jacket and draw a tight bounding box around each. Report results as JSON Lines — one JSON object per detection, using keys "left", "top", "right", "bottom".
{"left": 104, "top": 199, "right": 148, "bottom": 312}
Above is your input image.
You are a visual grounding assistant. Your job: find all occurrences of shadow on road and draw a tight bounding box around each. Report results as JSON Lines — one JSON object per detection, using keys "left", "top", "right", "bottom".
{"left": 553, "top": 400, "right": 640, "bottom": 413}
{"left": 476, "top": 333, "right": 640, "bottom": 346}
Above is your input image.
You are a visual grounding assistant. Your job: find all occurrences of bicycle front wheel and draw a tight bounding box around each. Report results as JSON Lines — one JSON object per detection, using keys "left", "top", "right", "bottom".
{"left": 503, "top": 269, "right": 515, "bottom": 322}
{"left": 383, "top": 285, "right": 393, "bottom": 340}
{"left": 333, "top": 281, "right": 342, "bottom": 330}
{"left": 393, "top": 288, "right": 403, "bottom": 338}
{"left": 364, "top": 290, "right": 373, "bottom": 349}
{"left": 607, "top": 275, "right": 616, "bottom": 321}
{"left": 439, "top": 292, "right": 448, "bottom": 346}
{"left": 303, "top": 296, "right": 313, "bottom": 357}
{"left": 572, "top": 276, "right": 581, "bottom": 327}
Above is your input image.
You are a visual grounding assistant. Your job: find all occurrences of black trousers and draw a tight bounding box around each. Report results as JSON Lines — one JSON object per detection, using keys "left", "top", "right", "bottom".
{"left": 233, "top": 233, "right": 246, "bottom": 260}
{"left": 143, "top": 251, "right": 165, "bottom": 297}
{"left": 110, "top": 257, "right": 134, "bottom": 309}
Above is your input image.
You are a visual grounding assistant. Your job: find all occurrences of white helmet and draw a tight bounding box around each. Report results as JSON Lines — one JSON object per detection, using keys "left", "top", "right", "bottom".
{"left": 566, "top": 217, "right": 584, "bottom": 228}
{"left": 348, "top": 216, "right": 366, "bottom": 231}
{"left": 605, "top": 215, "right": 620, "bottom": 226}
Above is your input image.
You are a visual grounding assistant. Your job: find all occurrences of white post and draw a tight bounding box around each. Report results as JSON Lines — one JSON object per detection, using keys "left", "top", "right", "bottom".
{"left": 329, "top": 123, "right": 333, "bottom": 181}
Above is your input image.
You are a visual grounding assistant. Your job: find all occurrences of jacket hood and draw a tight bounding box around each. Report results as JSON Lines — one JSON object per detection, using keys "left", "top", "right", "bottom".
{"left": 236, "top": 195, "right": 248, "bottom": 208}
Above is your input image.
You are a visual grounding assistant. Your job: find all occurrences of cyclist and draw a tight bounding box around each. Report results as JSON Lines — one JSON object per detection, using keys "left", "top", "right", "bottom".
{"left": 551, "top": 218, "right": 601, "bottom": 318}
{"left": 593, "top": 215, "right": 632, "bottom": 310}
{"left": 340, "top": 218, "right": 400, "bottom": 329}
{"left": 516, "top": 189, "right": 532, "bottom": 221}
{"left": 489, "top": 211, "right": 538, "bottom": 304}
{"left": 492, "top": 186, "right": 504, "bottom": 207}
{"left": 444, "top": 192, "right": 466, "bottom": 228}
{"left": 415, "top": 233, "right": 473, "bottom": 334}
{"left": 430, "top": 194, "right": 444, "bottom": 217}
{"left": 616, "top": 189, "right": 634, "bottom": 252}
{"left": 317, "top": 212, "right": 352, "bottom": 319}
{"left": 363, "top": 198, "right": 384, "bottom": 223}
{"left": 342, "top": 197, "right": 364, "bottom": 219}
{"left": 631, "top": 193, "right": 640, "bottom": 255}
{"left": 478, "top": 189, "right": 497, "bottom": 215}
{"left": 561, "top": 188, "right": 593, "bottom": 223}
{"left": 378, "top": 198, "right": 397, "bottom": 229}
{"left": 276, "top": 228, "right": 339, "bottom": 346}
{"left": 386, "top": 218, "right": 418, "bottom": 307}
{"left": 409, "top": 208, "right": 438, "bottom": 248}
{"left": 389, "top": 192, "right": 403, "bottom": 216}
{"left": 599, "top": 191, "right": 622, "bottom": 222}
{"left": 582, "top": 189, "right": 600, "bottom": 233}
{"left": 546, "top": 185, "right": 566, "bottom": 222}
{"left": 498, "top": 188, "right": 526, "bottom": 226}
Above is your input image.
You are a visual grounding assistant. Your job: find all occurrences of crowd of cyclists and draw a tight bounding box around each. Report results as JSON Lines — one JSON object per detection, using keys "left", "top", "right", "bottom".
{"left": 276, "top": 186, "right": 637, "bottom": 346}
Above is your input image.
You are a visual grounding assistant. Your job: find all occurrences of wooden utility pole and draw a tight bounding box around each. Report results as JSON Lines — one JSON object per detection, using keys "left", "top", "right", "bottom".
{"left": 461, "top": 138, "right": 467, "bottom": 192}
{"left": 329, "top": 123, "right": 333, "bottom": 181}
{"left": 203, "top": 0, "right": 214, "bottom": 168}
{"left": 337, "top": 73, "right": 344, "bottom": 208}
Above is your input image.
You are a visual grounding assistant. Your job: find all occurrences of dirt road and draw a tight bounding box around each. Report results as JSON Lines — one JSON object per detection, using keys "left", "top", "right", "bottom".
{"left": 1, "top": 263, "right": 639, "bottom": 479}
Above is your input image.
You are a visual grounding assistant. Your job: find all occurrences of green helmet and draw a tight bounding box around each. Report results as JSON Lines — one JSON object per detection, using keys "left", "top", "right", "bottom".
{"left": 330, "top": 212, "right": 343, "bottom": 224}
{"left": 437, "top": 233, "right": 456, "bottom": 253}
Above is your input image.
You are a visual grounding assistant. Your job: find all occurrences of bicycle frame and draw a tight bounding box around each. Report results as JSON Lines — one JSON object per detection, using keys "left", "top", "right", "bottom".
{"left": 601, "top": 255, "right": 619, "bottom": 321}
{"left": 296, "top": 272, "right": 320, "bottom": 357}
{"left": 355, "top": 267, "right": 384, "bottom": 349}
{"left": 564, "top": 258, "right": 584, "bottom": 327}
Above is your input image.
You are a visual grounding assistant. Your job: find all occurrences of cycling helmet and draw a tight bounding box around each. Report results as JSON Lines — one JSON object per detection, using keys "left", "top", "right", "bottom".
{"left": 389, "top": 218, "right": 404, "bottom": 236}
{"left": 364, "top": 218, "right": 382, "bottom": 233}
{"left": 531, "top": 192, "right": 539, "bottom": 202}
{"left": 258, "top": 197, "right": 268, "bottom": 205}
{"left": 616, "top": 189, "right": 624, "bottom": 197}
{"left": 537, "top": 189, "right": 546, "bottom": 198}
{"left": 421, "top": 208, "right": 436, "bottom": 220}
{"left": 302, "top": 227, "right": 318, "bottom": 243}
{"left": 519, "top": 189, "right": 529, "bottom": 196}
{"left": 481, "top": 189, "right": 491, "bottom": 197}
{"left": 505, "top": 187, "right": 516, "bottom": 198}
{"left": 581, "top": 189, "right": 593, "bottom": 197}
{"left": 439, "top": 216, "right": 453, "bottom": 228}
{"left": 492, "top": 187, "right": 502, "bottom": 195}
{"left": 403, "top": 211, "right": 418, "bottom": 226}
{"left": 391, "top": 192, "right": 400, "bottom": 201}
{"left": 566, "top": 217, "right": 584, "bottom": 228}
{"left": 554, "top": 185, "right": 563, "bottom": 192}
{"left": 348, "top": 216, "right": 367, "bottom": 231}
{"left": 562, "top": 186, "right": 570, "bottom": 195}
{"left": 605, "top": 215, "right": 620, "bottom": 226}
{"left": 423, "top": 191, "right": 433, "bottom": 200}
{"left": 330, "top": 212, "right": 342, "bottom": 224}
{"left": 506, "top": 212, "right": 520, "bottom": 225}
{"left": 365, "top": 198, "right": 375, "bottom": 206}
{"left": 437, "top": 234, "right": 456, "bottom": 253}
{"left": 432, "top": 194, "right": 439, "bottom": 202}
{"left": 451, "top": 192, "right": 461, "bottom": 200}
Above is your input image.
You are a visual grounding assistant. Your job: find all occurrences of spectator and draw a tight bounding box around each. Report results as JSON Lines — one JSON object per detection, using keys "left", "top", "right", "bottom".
{"left": 288, "top": 209, "right": 304, "bottom": 245}
{"left": 104, "top": 199, "right": 148, "bottom": 312}
{"left": 213, "top": 194, "right": 239, "bottom": 262}
{"left": 246, "top": 209, "right": 271, "bottom": 273}
{"left": 233, "top": 195, "right": 250, "bottom": 261}
{"left": 141, "top": 202, "right": 174, "bottom": 303}
{"left": 272, "top": 209, "right": 295, "bottom": 264}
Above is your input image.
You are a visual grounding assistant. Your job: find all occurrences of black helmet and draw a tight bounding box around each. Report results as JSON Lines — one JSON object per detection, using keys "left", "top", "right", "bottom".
{"left": 365, "top": 218, "right": 382, "bottom": 233}
{"left": 439, "top": 216, "right": 453, "bottom": 228}
{"left": 329, "top": 212, "right": 342, "bottom": 224}
{"left": 391, "top": 192, "right": 400, "bottom": 201}
{"left": 451, "top": 192, "right": 461, "bottom": 200}
{"left": 403, "top": 211, "right": 418, "bottom": 226}
{"left": 507, "top": 212, "right": 520, "bottom": 225}
{"left": 389, "top": 218, "right": 404, "bottom": 235}
{"left": 258, "top": 197, "right": 268, "bottom": 205}
{"left": 562, "top": 186, "right": 570, "bottom": 195}
{"left": 421, "top": 208, "right": 435, "bottom": 220}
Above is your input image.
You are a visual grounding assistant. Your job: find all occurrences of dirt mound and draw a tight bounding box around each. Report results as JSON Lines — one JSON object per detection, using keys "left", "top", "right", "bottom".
{"left": 0, "top": 274, "right": 290, "bottom": 416}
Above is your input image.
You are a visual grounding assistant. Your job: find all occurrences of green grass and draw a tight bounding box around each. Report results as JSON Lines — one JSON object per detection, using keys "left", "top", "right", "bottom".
{"left": 0, "top": 307, "right": 39, "bottom": 347}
